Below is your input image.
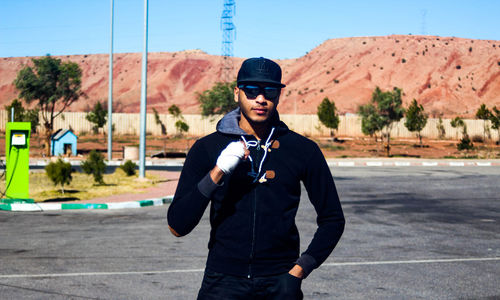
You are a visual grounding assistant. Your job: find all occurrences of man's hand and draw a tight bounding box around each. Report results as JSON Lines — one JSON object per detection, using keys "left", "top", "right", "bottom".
{"left": 216, "top": 141, "right": 247, "bottom": 175}
{"left": 168, "top": 225, "right": 181, "bottom": 237}
{"left": 288, "top": 264, "right": 304, "bottom": 279}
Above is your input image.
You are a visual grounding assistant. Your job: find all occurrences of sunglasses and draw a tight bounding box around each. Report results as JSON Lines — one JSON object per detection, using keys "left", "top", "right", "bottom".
{"left": 238, "top": 84, "right": 281, "bottom": 100}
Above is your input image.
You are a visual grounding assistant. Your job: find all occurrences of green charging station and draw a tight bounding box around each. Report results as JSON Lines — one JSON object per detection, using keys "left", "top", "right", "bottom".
{"left": 4, "top": 122, "right": 31, "bottom": 201}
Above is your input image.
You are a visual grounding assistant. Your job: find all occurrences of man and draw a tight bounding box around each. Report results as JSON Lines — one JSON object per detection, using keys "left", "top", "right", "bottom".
{"left": 167, "top": 57, "right": 344, "bottom": 299}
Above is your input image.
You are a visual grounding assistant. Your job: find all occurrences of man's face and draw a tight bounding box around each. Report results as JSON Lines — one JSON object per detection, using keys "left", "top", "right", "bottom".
{"left": 234, "top": 83, "right": 281, "bottom": 124}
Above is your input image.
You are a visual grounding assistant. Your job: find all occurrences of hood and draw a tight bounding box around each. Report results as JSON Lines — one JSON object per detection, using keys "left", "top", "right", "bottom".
{"left": 216, "top": 108, "right": 289, "bottom": 137}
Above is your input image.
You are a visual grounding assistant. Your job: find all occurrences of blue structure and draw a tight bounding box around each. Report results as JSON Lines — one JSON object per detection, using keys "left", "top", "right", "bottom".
{"left": 220, "top": 0, "right": 236, "bottom": 82}
{"left": 51, "top": 129, "right": 77, "bottom": 156}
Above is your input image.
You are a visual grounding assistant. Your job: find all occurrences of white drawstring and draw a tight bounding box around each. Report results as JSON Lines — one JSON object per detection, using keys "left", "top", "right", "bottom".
{"left": 240, "top": 136, "right": 255, "bottom": 166}
{"left": 241, "top": 127, "right": 275, "bottom": 183}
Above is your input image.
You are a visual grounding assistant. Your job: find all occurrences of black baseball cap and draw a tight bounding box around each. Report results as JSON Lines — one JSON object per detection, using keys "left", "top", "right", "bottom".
{"left": 237, "top": 57, "right": 286, "bottom": 88}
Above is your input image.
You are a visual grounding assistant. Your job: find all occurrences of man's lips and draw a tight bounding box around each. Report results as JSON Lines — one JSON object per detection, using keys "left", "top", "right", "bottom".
{"left": 252, "top": 108, "right": 267, "bottom": 114}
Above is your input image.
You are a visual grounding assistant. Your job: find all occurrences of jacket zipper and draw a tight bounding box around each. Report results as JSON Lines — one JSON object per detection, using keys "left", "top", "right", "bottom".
{"left": 248, "top": 140, "right": 260, "bottom": 278}
{"left": 248, "top": 179, "right": 258, "bottom": 278}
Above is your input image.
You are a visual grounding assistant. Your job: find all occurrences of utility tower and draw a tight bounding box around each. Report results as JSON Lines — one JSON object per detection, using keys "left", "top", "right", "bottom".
{"left": 421, "top": 9, "right": 427, "bottom": 35}
{"left": 220, "top": 0, "right": 236, "bottom": 82}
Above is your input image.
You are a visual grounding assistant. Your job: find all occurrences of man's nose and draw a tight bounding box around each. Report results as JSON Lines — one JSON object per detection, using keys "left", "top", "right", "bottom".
{"left": 255, "top": 94, "right": 266, "bottom": 102}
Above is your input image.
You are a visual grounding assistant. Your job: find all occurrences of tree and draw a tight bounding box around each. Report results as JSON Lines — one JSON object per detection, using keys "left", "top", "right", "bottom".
{"left": 489, "top": 106, "right": 500, "bottom": 144}
{"left": 450, "top": 116, "right": 465, "bottom": 131}
{"left": 175, "top": 120, "right": 190, "bottom": 135}
{"left": 197, "top": 81, "right": 238, "bottom": 116}
{"left": 475, "top": 103, "right": 491, "bottom": 142}
{"left": 169, "top": 104, "right": 189, "bottom": 136}
{"left": 4, "top": 98, "right": 25, "bottom": 122}
{"left": 45, "top": 158, "right": 72, "bottom": 194}
{"left": 358, "top": 103, "right": 384, "bottom": 142}
{"left": 14, "top": 55, "right": 84, "bottom": 156}
{"left": 437, "top": 117, "right": 446, "bottom": 140}
{"left": 23, "top": 108, "right": 40, "bottom": 134}
{"left": 404, "top": 99, "right": 428, "bottom": 145}
{"left": 4, "top": 98, "right": 40, "bottom": 133}
{"left": 152, "top": 108, "right": 167, "bottom": 153}
{"left": 152, "top": 108, "right": 166, "bottom": 135}
{"left": 86, "top": 101, "right": 107, "bottom": 134}
{"left": 317, "top": 97, "right": 340, "bottom": 138}
{"left": 376, "top": 87, "right": 405, "bottom": 156}
{"left": 359, "top": 86, "right": 405, "bottom": 156}
{"left": 81, "top": 150, "right": 106, "bottom": 185}
{"left": 168, "top": 104, "right": 182, "bottom": 118}
{"left": 451, "top": 117, "right": 474, "bottom": 151}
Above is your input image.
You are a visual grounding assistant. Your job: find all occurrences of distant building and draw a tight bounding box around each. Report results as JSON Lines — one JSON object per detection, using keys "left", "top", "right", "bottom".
{"left": 51, "top": 129, "right": 77, "bottom": 156}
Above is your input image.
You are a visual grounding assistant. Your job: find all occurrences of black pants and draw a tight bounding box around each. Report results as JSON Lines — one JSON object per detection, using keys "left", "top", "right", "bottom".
{"left": 197, "top": 269, "right": 303, "bottom": 300}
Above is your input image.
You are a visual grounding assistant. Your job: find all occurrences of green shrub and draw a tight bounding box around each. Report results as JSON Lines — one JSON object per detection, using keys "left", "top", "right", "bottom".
{"left": 45, "top": 158, "right": 72, "bottom": 194}
{"left": 457, "top": 136, "right": 474, "bottom": 151}
{"left": 120, "top": 160, "right": 137, "bottom": 176}
{"left": 81, "top": 150, "right": 106, "bottom": 184}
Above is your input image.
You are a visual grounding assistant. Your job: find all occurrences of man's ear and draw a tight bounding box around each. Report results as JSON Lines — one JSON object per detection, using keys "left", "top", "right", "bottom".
{"left": 234, "top": 86, "right": 239, "bottom": 103}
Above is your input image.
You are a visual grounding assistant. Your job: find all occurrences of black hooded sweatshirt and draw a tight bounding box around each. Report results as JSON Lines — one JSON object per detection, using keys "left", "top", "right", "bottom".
{"left": 167, "top": 108, "right": 344, "bottom": 278}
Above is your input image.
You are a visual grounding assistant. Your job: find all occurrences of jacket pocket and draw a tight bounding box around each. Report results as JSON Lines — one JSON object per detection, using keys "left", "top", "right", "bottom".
{"left": 279, "top": 273, "right": 303, "bottom": 298}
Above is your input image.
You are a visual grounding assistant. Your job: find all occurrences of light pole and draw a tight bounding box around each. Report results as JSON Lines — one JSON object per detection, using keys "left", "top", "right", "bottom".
{"left": 107, "top": 0, "right": 114, "bottom": 161}
{"left": 138, "top": 0, "right": 149, "bottom": 178}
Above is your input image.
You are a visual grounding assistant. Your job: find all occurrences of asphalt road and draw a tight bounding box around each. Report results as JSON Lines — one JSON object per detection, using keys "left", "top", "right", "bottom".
{"left": 0, "top": 166, "right": 499, "bottom": 299}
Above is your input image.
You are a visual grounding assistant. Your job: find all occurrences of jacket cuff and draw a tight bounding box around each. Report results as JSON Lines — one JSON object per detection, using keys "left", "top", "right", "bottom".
{"left": 295, "top": 254, "right": 318, "bottom": 279}
{"left": 197, "top": 172, "right": 222, "bottom": 198}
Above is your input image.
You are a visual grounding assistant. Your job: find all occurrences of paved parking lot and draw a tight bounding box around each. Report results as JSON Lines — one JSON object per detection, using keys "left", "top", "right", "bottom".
{"left": 0, "top": 166, "right": 499, "bottom": 299}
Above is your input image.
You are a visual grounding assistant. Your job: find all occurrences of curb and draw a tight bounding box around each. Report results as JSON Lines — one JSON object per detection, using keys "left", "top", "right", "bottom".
{"left": 327, "top": 161, "right": 499, "bottom": 167}
{"left": 0, "top": 196, "right": 173, "bottom": 212}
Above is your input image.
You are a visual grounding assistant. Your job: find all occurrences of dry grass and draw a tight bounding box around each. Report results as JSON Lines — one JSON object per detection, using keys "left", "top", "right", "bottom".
{"left": 1, "top": 169, "right": 160, "bottom": 203}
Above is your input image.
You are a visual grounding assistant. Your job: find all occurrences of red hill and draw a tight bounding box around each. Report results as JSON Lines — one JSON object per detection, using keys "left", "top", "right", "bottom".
{"left": 1, "top": 35, "right": 500, "bottom": 118}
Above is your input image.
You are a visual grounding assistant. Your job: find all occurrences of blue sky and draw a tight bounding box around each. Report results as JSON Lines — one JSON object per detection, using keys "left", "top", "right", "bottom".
{"left": 1, "top": 0, "right": 499, "bottom": 59}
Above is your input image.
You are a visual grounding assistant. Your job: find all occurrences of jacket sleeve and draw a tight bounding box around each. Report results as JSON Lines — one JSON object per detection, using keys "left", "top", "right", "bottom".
{"left": 297, "top": 143, "right": 345, "bottom": 277}
{"left": 167, "top": 139, "right": 220, "bottom": 236}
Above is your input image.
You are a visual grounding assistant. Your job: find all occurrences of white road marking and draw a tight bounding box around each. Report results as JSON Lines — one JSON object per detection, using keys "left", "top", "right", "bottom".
{"left": 338, "top": 161, "right": 355, "bottom": 167}
{"left": 0, "top": 269, "right": 205, "bottom": 279}
{"left": 1, "top": 257, "right": 498, "bottom": 279}
{"left": 323, "top": 257, "right": 500, "bottom": 267}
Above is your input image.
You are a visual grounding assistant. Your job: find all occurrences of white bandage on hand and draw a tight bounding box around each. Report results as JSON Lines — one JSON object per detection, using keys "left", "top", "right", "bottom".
{"left": 216, "top": 141, "right": 246, "bottom": 174}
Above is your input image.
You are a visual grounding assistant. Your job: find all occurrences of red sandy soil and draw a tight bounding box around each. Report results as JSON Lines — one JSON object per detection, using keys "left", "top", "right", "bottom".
{"left": 1, "top": 35, "right": 500, "bottom": 118}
